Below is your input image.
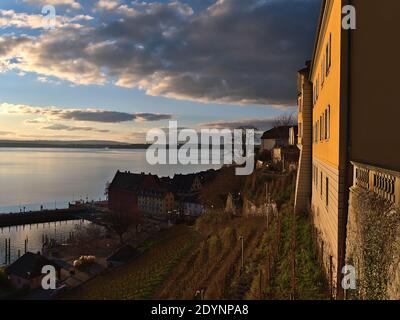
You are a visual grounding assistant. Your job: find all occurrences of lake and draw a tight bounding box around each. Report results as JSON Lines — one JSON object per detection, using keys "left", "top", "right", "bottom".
{"left": 0, "top": 148, "right": 221, "bottom": 213}
{"left": 0, "top": 219, "right": 92, "bottom": 266}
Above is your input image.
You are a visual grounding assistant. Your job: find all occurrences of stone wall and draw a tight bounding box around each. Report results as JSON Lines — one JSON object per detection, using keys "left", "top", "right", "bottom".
{"left": 346, "top": 187, "right": 400, "bottom": 300}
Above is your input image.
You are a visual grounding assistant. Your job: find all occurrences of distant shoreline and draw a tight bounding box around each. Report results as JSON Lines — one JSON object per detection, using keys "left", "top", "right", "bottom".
{"left": 0, "top": 144, "right": 149, "bottom": 149}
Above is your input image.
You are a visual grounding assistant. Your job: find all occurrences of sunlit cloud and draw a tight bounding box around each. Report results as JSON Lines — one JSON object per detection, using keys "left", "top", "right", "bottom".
{"left": 0, "top": 131, "right": 14, "bottom": 136}
{"left": 0, "top": 103, "right": 173, "bottom": 123}
{"left": 24, "top": 0, "right": 82, "bottom": 10}
{"left": 0, "top": 0, "right": 320, "bottom": 107}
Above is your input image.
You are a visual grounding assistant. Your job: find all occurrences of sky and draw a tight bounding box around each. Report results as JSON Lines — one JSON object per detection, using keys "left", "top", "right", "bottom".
{"left": 0, "top": 0, "right": 321, "bottom": 143}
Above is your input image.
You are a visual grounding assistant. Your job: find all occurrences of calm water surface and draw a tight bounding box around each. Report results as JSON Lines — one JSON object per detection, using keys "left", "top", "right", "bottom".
{"left": 0, "top": 148, "right": 221, "bottom": 213}
{"left": 0, "top": 219, "right": 92, "bottom": 266}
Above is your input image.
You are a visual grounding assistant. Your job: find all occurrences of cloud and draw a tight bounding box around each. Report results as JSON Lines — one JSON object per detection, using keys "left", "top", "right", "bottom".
{"left": 201, "top": 118, "right": 279, "bottom": 131}
{"left": 0, "top": 131, "right": 13, "bottom": 136}
{"left": 95, "top": 0, "right": 120, "bottom": 11}
{"left": 0, "top": 103, "right": 173, "bottom": 123}
{"left": 0, "top": 9, "right": 92, "bottom": 30}
{"left": 1, "top": 0, "right": 320, "bottom": 107}
{"left": 37, "top": 76, "right": 61, "bottom": 85}
{"left": 24, "top": 0, "right": 82, "bottom": 9}
{"left": 42, "top": 124, "right": 110, "bottom": 133}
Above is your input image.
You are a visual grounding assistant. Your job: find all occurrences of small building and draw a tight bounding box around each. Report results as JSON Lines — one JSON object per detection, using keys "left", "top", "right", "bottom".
{"left": 138, "top": 188, "right": 175, "bottom": 216}
{"left": 108, "top": 171, "right": 160, "bottom": 218}
{"left": 272, "top": 146, "right": 300, "bottom": 172}
{"left": 106, "top": 245, "right": 139, "bottom": 268}
{"left": 181, "top": 195, "right": 205, "bottom": 217}
{"left": 5, "top": 252, "right": 60, "bottom": 290}
{"left": 289, "top": 126, "right": 299, "bottom": 146}
{"left": 225, "top": 193, "right": 243, "bottom": 216}
{"left": 260, "top": 126, "right": 292, "bottom": 152}
{"left": 171, "top": 174, "right": 202, "bottom": 196}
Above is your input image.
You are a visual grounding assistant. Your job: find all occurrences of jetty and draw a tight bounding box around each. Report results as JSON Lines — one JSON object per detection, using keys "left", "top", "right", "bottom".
{"left": 0, "top": 202, "right": 107, "bottom": 228}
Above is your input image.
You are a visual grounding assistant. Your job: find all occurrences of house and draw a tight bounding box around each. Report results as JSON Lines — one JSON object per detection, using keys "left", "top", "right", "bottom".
{"left": 5, "top": 252, "right": 60, "bottom": 290}
{"left": 171, "top": 174, "right": 202, "bottom": 196}
{"left": 260, "top": 126, "right": 292, "bottom": 151}
{"left": 289, "top": 126, "right": 299, "bottom": 146}
{"left": 106, "top": 245, "right": 139, "bottom": 268}
{"left": 225, "top": 193, "right": 243, "bottom": 216}
{"left": 138, "top": 188, "right": 176, "bottom": 216}
{"left": 181, "top": 195, "right": 205, "bottom": 217}
{"left": 294, "top": 0, "right": 400, "bottom": 298}
{"left": 108, "top": 171, "right": 159, "bottom": 218}
{"left": 272, "top": 146, "right": 300, "bottom": 171}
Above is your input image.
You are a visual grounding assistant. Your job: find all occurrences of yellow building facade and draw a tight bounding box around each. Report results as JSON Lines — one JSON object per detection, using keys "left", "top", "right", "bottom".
{"left": 309, "top": 0, "right": 344, "bottom": 295}
{"left": 296, "top": 0, "right": 400, "bottom": 297}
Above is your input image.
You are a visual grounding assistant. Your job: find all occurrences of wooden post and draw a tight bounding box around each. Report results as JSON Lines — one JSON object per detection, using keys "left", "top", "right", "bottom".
{"left": 329, "top": 255, "right": 333, "bottom": 300}
{"left": 8, "top": 238, "right": 11, "bottom": 264}
{"left": 291, "top": 208, "right": 297, "bottom": 300}
{"left": 4, "top": 238, "right": 7, "bottom": 264}
{"left": 395, "top": 177, "right": 400, "bottom": 207}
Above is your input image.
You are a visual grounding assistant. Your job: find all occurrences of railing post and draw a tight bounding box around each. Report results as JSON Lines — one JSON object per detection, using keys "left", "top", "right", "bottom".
{"left": 353, "top": 164, "right": 357, "bottom": 188}
{"left": 369, "top": 169, "right": 375, "bottom": 193}
{"left": 396, "top": 177, "right": 400, "bottom": 207}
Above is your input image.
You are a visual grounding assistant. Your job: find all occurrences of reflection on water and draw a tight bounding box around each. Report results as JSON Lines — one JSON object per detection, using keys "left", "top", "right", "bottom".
{"left": 0, "top": 148, "right": 221, "bottom": 213}
{"left": 0, "top": 220, "right": 91, "bottom": 266}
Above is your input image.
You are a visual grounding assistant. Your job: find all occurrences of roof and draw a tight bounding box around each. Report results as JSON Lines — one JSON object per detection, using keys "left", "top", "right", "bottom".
{"left": 107, "top": 245, "right": 139, "bottom": 263}
{"left": 172, "top": 174, "right": 199, "bottom": 192}
{"left": 5, "top": 252, "right": 56, "bottom": 279}
{"left": 310, "top": 0, "right": 329, "bottom": 78}
{"left": 109, "top": 171, "right": 157, "bottom": 192}
{"left": 261, "top": 126, "right": 291, "bottom": 140}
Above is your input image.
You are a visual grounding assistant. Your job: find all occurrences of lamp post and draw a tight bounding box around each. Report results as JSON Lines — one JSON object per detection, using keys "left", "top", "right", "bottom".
{"left": 239, "top": 235, "right": 244, "bottom": 272}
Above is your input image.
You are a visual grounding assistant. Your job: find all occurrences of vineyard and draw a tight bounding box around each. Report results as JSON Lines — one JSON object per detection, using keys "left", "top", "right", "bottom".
{"left": 156, "top": 206, "right": 328, "bottom": 300}
{"left": 65, "top": 169, "right": 328, "bottom": 300}
{"left": 65, "top": 225, "right": 198, "bottom": 300}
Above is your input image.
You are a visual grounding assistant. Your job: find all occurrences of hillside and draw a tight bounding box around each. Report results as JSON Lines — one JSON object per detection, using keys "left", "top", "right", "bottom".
{"left": 65, "top": 168, "right": 328, "bottom": 300}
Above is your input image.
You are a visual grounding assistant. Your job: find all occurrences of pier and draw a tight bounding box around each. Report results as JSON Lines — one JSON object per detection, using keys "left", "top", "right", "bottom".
{"left": 0, "top": 207, "right": 96, "bottom": 228}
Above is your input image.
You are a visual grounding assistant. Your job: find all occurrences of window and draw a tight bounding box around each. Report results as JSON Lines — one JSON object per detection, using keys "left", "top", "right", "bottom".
{"left": 320, "top": 116, "right": 322, "bottom": 141}
{"left": 320, "top": 172, "right": 323, "bottom": 196}
{"left": 326, "top": 44, "right": 329, "bottom": 75}
{"left": 327, "top": 106, "right": 330, "bottom": 139}
{"left": 329, "top": 34, "right": 332, "bottom": 69}
{"left": 326, "top": 177, "right": 329, "bottom": 206}
{"left": 324, "top": 109, "right": 328, "bottom": 140}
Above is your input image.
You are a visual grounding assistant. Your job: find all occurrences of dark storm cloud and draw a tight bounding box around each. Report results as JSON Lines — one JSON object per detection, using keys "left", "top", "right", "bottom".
{"left": 57, "top": 110, "right": 173, "bottom": 123}
{"left": 0, "top": 0, "right": 321, "bottom": 107}
{"left": 1, "top": 103, "right": 173, "bottom": 123}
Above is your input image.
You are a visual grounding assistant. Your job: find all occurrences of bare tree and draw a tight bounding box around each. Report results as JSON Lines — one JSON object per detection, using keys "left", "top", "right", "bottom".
{"left": 105, "top": 211, "right": 138, "bottom": 245}
{"left": 104, "top": 181, "right": 111, "bottom": 200}
{"left": 273, "top": 114, "right": 296, "bottom": 128}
